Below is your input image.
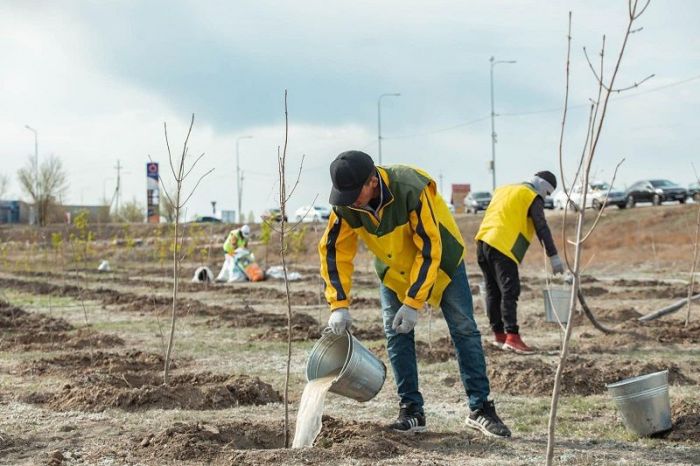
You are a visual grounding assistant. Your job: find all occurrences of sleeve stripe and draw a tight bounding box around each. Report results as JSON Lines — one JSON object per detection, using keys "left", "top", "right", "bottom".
{"left": 408, "top": 200, "right": 432, "bottom": 299}
{"left": 325, "top": 218, "right": 347, "bottom": 301}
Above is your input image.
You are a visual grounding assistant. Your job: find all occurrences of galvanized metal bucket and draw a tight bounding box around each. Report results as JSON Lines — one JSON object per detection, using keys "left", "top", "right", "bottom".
{"left": 606, "top": 370, "right": 672, "bottom": 437}
{"left": 305, "top": 329, "right": 386, "bottom": 402}
{"left": 543, "top": 287, "right": 571, "bottom": 323}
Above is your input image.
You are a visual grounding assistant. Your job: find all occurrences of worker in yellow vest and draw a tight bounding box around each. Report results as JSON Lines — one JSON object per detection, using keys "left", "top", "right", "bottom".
{"left": 215, "top": 225, "right": 251, "bottom": 282}
{"left": 475, "top": 171, "right": 564, "bottom": 354}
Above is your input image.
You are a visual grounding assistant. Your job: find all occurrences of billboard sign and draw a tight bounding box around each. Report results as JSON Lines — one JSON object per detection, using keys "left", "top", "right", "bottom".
{"left": 146, "top": 162, "right": 160, "bottom": 223}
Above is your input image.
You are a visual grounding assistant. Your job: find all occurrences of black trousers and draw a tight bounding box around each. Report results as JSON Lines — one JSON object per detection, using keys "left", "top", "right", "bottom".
{"left": 476, "top": 240, "right": 521, "bottom": 334}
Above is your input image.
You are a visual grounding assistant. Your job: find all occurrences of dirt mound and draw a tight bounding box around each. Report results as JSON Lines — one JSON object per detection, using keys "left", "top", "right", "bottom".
{"left": 371, "top": 337, "right": 455, "bottom": 364}
{"left": 488, "top": 357, "right": 693, "bottom": 396}
{"left": 254, "top": 320, "right": 386, "bottom": 343}
{"left": 251, "top": 313, "right": 322, "bottom": 341}
{"left": 137, "top": 422, "right": 285, "bottom": 462}
{"left": 0, "top": 300, "right": 72, "bottom": 332}
{"left": 22, "top": 350, "right": 167, "bottom": 375}
{"left": 662, "top": 399, "right": 700, "bottom": 442}
{"left": 3, "top": 328, "right": 125, "bottom": 352}
{"left": 350, "top": 296, "right": 382, "bottom": 309}
{"left": 0, "top": 300, "right": 123, "bottom": 351}
{"left": 612, "top": 278, "right": 665, "bottom": 287}
{"left": 23, "top": 372, "right": 281, "bottom": 412}
{"left": 581, "top": 286, "right": 608, "bottom": 297}
{"left": 205, "top": 306, "right": 317, "bottom": 331}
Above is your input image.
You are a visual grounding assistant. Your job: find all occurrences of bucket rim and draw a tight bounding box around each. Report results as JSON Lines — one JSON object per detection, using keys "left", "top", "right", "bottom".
{"left": 305, "top": 328, "right": 353, "bottom": 383}
{"left": 605, "top": 369, "right": 668, "bottom": 389}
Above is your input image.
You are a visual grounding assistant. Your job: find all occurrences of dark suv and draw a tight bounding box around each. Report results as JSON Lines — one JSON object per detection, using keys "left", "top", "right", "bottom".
{"left": 625, "top": 179, "right": 688, "bottom": 207}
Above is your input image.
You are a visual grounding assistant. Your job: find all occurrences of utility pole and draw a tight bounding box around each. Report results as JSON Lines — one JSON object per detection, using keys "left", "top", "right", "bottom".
{"left": 114, "top": 159, "right": 122, "bottom": 214}
{"left": 236, "top": 136, "right": 253, "bottom": 224}
{"left": 211, "top": 201, "right": 217, "bottom": 216}
{"left": 489, "top": 56, "right": 517, "bottom": 191}
{"left": 377, "top": 93, "right": 400, "bottom": 165}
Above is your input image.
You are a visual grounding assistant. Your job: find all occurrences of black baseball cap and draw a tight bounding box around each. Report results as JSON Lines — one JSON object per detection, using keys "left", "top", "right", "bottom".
{"left": 535, "top": 170, "right": 557, "bottom": 191}
{"left": 329, "top": 151, "right": 376, "bottom": 206}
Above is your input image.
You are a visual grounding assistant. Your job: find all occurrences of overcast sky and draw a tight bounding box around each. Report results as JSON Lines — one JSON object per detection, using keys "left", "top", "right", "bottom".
{"left": 1, "top": 1, "right": 699, "bottom": 221}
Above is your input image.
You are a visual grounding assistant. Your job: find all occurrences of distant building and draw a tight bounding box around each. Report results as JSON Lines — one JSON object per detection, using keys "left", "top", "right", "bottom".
{"left": 59, "top": 205, "right": 111, "bottom": 224}
{"left": 451, "top": 184, "right": 471, "bottom": 213}
{"left": 221, "top": 210, "right": 236, "bottom": 224}
{"left": 0, "top": 200, "right": 32, "bottom": 224}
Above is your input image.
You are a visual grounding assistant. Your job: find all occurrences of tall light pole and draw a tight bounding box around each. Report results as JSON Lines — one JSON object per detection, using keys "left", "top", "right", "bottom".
{"left": 24, "top": 125, "right": 38, "bottom": 224}
{"left": 377, "top": 92, "right": 400, "bottom": 165}
{"left": 236, "top": 135, "right": 253, "bottom": 224}
{"left": 489, "top": 56, "right": 516, "bottom": 192}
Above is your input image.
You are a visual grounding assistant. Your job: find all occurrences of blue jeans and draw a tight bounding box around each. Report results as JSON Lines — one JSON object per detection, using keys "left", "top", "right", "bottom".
{"left": 380, "top": 262, "right": 490, "bottom": 412}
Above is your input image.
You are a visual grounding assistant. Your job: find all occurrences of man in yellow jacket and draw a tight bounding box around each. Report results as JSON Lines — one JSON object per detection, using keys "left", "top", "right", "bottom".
{"left": 319, "top": 150, "right": 510, "bottom": 438}
{"left": 475, "top": 171, "right": 564, "bottom": 354}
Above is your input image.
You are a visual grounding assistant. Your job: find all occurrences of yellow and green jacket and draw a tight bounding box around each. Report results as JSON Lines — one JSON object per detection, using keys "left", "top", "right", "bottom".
{"left": 319, "top": 165, "right": 465, "bottom": 310}
{"left": 475, "top": 183, "right": 538, "bottom": 263}
{"left": 223, "top": 229, "right": 247, "bottom": 254}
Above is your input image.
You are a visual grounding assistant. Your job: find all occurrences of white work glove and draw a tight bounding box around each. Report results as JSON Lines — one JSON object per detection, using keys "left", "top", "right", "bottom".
{"left": 392, "top": 304, "right": 418, "bottom": 334}
{"left": 550, "top": 254, "right": 565, "bottom": 275}
{"left": 328, "top": 307, "right": 352, "bottom": 335}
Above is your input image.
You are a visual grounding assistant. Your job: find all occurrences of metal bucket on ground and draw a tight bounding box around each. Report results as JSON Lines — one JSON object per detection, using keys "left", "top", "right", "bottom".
{"left": 543, "top": 287, "right": 571, "bottom": 323}
{"left": 606, "top": 370, "right": 672, "bottom": 437}
{"left": 305, "top": 329, "right": 386, "bottom": 402}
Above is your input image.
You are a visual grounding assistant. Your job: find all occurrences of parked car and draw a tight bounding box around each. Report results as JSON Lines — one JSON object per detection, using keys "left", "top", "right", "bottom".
{"left": 553, "top": 181, "right": 626, "bottom": 211}
{"left": 464, "top": 191, "right": 492, "bottom": 214}
{"left": 294, "top": 205, "right": 331, "bottom": 223}
{"left": 688, "top": 182, "right": 700, "bottom": 202}
{"left": 260, "top": 207, "right": 287, "bottom": 223}
{"left": 625, "top": 179, "right": 688, "bottom": 207}
{"left": 193, "top": 215, "right": 222, "bottom": 223}
{"left": 544, "top": 195, "right": 554, "bottom": 210}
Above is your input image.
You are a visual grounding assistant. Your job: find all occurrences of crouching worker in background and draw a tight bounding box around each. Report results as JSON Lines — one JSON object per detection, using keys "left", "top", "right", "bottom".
{"left": 216, "top": 224, "right": 251, "bottom": 282}
{"left": 318, "top": 150, "right": 511, "bottom": 438}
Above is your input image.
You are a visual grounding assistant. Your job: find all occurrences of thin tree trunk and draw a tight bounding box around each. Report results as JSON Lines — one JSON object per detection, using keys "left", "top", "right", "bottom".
{"left": 685, "top": 206, "right": 700, "bottom": 326}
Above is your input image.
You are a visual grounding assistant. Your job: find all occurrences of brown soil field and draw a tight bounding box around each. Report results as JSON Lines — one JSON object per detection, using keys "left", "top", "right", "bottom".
{"left": 0, "top": 204, "right": 699, "bottom": 465}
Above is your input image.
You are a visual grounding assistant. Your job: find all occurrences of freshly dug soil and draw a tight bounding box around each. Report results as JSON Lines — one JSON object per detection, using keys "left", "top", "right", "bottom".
{"left": 21, "top": 350, "right": 168, "bottom": 375}
{"left": 22, "top": 372, "right": 281, "bottom": 412}
{"left": 487, "top": 357, "right": 693, "bottom": 396}
{"left": 662, "top": 398, "right": 700, "bottom": 442}
{"left": 0, "top": 300, "right": 124, "bottom": 351}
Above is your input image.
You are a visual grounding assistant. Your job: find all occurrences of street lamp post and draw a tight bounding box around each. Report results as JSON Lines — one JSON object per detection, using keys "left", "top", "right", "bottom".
{"left": 489, "top": 57, "right": 516, "bottom": 191}
{"left": 377, "top": 93, "right": 400, "bottom": 165}
{"left": 235, "top": 135, "right": 253, "bottom": 224}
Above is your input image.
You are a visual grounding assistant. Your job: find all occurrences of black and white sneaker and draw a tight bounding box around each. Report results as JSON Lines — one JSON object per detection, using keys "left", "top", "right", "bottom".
{"left": 388, "top": 403, "right": 427, "bottom": 433}
{"left": 465, "top": 400, "right": 511, "bottom": 438}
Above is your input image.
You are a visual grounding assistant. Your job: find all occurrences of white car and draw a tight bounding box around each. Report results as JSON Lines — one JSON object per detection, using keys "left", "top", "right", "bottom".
{"left": 294, "top": 205, "right": 332, "bottom": 223}
{"left": 553, "top": 181, "right": 626, "bottom": 211}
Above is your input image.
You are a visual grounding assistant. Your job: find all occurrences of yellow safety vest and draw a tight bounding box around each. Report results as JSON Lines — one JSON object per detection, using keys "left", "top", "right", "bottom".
{"left": 475, "top": 184, "right": 537, "bottom": 264}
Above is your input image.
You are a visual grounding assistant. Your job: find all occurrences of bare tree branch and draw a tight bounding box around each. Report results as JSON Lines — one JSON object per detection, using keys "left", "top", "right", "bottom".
{"left": 611, "top": 73, "right": 655, "bottom": 93}
{"left": 180, "top": 168, "right": 216, "bottom": 207}
{"left": 578, "top": 158, "right": 625, "bottom": 244}
{"left": 285, "top": 154, "right": 306, "bottom": 202}
{"left": 558, "top": 12, "right": 573, "bottom": 196}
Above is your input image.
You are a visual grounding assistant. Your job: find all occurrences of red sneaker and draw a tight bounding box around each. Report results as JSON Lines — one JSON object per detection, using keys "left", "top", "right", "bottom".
{"left": 503, "top": 333, "right": 535, "bottom": 355}
{"left": 491, "top": 332, "right": 507, "bottom": 348}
